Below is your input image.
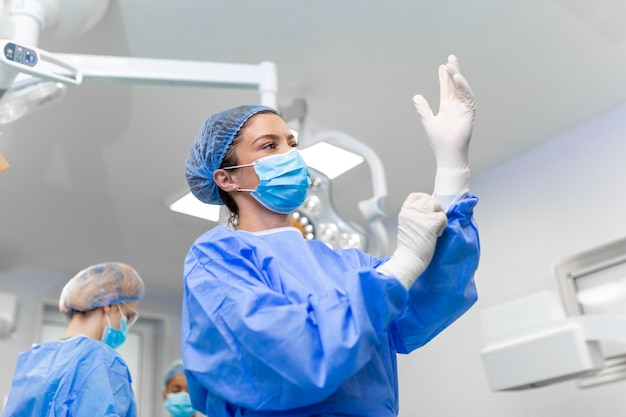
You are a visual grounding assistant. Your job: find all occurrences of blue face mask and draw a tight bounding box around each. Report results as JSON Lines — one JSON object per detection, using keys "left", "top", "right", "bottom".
{"left": 101, "top": 305, "right": 128, "bottom": 349}
{"left": 225, "top": 148, "right": 311, "bottom": 214}
{"left": 164, "top": 392, "right": 195, "bottom": 417}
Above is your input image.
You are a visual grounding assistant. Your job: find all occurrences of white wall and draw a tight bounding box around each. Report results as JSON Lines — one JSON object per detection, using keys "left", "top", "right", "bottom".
{"left": 0, "top": 266, "right": 184, "bottom": 415}
{"left": 398, "top": 102, "right": 626, "bottom": 416}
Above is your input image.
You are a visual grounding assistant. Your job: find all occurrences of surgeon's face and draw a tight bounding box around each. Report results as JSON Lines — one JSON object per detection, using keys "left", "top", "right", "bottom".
{"left": 231, "top": 112, "right": 297, "bottom": 189}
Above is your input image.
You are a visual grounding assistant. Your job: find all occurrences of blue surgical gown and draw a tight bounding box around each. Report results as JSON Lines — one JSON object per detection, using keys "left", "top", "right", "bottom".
{"left": 3, "top": 335, "right": 137, "bottom": 417}
{"left": 182, "top": 195, "right": 479, "bottom": 417}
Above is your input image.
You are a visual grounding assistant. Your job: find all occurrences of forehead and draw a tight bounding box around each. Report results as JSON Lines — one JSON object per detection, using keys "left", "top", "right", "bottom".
{"left": 239, "top": 112, "right": 290, "bottom": 138}
{"left": 166, "top": 373, "right": 188, "bottom": 390}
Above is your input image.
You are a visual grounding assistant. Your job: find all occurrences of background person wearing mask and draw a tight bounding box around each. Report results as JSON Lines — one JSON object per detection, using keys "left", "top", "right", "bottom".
{"left": 181, "top": 55, "right": 479, "bottom": 416}
{"left": 163, "top": 359, "right": 202, "bottom": 417}
{"left": 2, "top": 262, "right": 144, "bottom": 416}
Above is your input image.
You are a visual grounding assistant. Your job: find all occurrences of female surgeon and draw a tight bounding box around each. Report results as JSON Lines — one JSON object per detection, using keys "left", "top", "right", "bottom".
{"left": 182, "top": 54, "right": 479, "bottom": 416}
{"left": 3, "top": 262, "right": 144, "bottom": 416}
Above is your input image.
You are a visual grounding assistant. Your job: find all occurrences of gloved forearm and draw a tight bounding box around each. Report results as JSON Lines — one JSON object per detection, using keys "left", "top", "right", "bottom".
{"left": 433, "top": 167, "right": 470, "bottom": 212}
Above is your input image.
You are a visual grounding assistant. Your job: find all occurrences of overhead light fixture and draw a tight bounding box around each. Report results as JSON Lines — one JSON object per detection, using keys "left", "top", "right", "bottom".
{"left": 299, "top": 141, "right": 364, "bottom": 180}
{"left": 0, "top": 74, "right": 67, "bottom": 125}
{"left": 293, "top": 167, "right": 367, "bottom": 251}
{"left": 168, "top": 192, "right": 221, "bottom": 222}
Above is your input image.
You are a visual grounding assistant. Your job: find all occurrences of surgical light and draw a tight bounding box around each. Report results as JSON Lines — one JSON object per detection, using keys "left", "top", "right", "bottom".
{"left": 292, "top": 167, "right": 368, "bottom": 251}
{"left": 299, "top": 141, "right": 364, "bottom": 180}
{"left": 168, "top": 192, "right": 221, "bottom": 223}
{"left": 0, "top": 74, "right": 67, "bottom": 124}
{"left": 0, "top": 39, "right": 82, "bottom": 100}
{"left": 0, "top": 39, "right": 82, "bottom": 126}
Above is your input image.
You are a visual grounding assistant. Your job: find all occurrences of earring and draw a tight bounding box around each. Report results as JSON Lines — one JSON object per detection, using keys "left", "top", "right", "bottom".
{"left": 232, "top": 185, "right": 237, "bottom": 191}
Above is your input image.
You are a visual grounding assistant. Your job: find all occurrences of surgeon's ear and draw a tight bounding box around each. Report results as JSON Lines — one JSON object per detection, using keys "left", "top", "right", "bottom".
{"left": 214, "top": 169, "right": 236, "bottom": 193}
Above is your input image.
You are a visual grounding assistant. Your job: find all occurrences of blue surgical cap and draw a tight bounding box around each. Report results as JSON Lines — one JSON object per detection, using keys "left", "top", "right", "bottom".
{"left": 164, "top": 358, "right": 185, "bottom": 387}
{"left": 58, "top": 262, "right": 145, "bottom": 314}
{"left": 185, "top": 104, "right": 279, "bottom": 205}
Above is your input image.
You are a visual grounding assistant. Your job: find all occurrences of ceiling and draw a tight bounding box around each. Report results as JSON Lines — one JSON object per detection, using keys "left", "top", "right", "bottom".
{"left": 2, "top": 0, "right": 626, "bottom": 293}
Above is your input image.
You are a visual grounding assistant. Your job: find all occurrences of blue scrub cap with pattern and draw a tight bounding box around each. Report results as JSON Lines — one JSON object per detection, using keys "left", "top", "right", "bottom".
{"left": 58, "top": 262, "right": 145, "bottom": 314}
{"left": 185, "top": 104, "right": 280, "bottom": 205}
{"left": 164, "top": 358, "right": 185, "bottom": 387}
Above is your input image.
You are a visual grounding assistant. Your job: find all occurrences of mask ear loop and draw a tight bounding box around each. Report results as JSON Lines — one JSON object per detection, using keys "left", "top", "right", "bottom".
{"left": 117, "top": 304, "right": 128, "bottom": 323}
{"left": 100, "top": 308, "right": 113, "bottom": 341}
{"left": 223, "top": 164, "right": 256, "bottom": 193}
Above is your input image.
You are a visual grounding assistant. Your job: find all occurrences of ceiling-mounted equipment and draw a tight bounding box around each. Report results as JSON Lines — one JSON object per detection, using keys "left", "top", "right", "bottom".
{"left": 0, "top": 0, "right": 109, "bottom": 100}
{"left": 293, "top": 166, "right": 369, "bottom": 253}
{"left": 0, "top": 0, "right": 278, "bottom": 124}
{"left": 0, "top": 39, "right": 278, "bottom": 124}
{"left": 480, "top": 291, "right": 626, "bottom": 391}
{"left": 302, "top": 130, "right": 389, "bottom": 258}
{"left": 0, "top": 39, "right": 82, "bottom": 97}
{"left": 0, "top": 38, "right": 81, "bottom": 124}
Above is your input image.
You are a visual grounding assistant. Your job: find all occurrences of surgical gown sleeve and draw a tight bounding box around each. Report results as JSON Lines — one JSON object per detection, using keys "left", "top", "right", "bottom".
{"left": 182, "top": 227, "right": 408, "bottom": 412}
{"left": 391, "top": 194, "right": 480, "bottom": 353}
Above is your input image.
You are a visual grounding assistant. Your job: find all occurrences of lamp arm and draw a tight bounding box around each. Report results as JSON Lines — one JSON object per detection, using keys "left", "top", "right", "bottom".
{"left": 54, "top": 53, "right": 278, "bottom": 108}
{"left": 304, "top": 129, "right": 388, "bottom": 216}
{"left": 304, "top": 129, "right": 389, "bottom": 256}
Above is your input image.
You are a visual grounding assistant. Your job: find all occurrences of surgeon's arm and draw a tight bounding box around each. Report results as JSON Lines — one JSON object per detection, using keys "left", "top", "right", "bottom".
{"left": 376, "top": 55, "right": 476, "bottom": 291}
{"left": 413, "top": 54, "right": 475, "bottom": 212}
{"left": 391, "top": 194, "right": 479, "bottom": 353}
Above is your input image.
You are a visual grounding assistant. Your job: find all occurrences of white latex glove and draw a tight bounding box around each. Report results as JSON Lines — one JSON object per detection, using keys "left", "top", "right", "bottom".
{"left": 413, "top": 55, "right": 475, "bottom": 210}
{"left": 376, "top": 193, "right": 447, "bottom": 290}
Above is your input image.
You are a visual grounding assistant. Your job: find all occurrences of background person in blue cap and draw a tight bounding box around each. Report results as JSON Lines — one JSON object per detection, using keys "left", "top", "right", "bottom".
{"left": 3, "top": 262, "right": 144, "bottom": 416}
{"left": 163, "top": 359, "right": 203, "bottom": 417}
{"left": 182, "top": 54, "right": 480, "bottom": 416}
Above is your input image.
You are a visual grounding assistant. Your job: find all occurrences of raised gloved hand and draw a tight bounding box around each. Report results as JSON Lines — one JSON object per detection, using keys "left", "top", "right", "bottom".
{"left": 413, "top": 55, "right": 475, "bottom": 210}
{"left": 376, "top": 193, "right": 447, "bottom": 290}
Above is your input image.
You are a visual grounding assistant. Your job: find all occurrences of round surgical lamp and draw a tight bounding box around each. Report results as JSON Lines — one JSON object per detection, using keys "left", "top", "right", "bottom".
{"left": 0, "top": 73, "right": 66, "bottom": 124}
{"left": 291, "top": 167, "right": 368, "bottom": 252}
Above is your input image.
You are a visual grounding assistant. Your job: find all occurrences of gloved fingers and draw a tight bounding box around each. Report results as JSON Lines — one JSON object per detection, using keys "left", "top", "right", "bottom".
{"left": 402, "top": 192, "right": 444, "bottom": 213}
{"left": 412, "top": 94, "right": 433, "bottom": 122}
{"left": 438, "top": 64, "right": 453, "bottom": 112}
{"left": 447, "top": 54, "right": 460, "bottom": 72}
{"left": 402, "top": 192, "right": 430, "bottom": 207}
{"left": 451, "top": 72, "right": 476, "bottom": 111}
{"left": 445, "top": 57, "right": 475, "bottom": 111}
{"left": 434, "top": 210, "right": 448, "bottom": 236}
